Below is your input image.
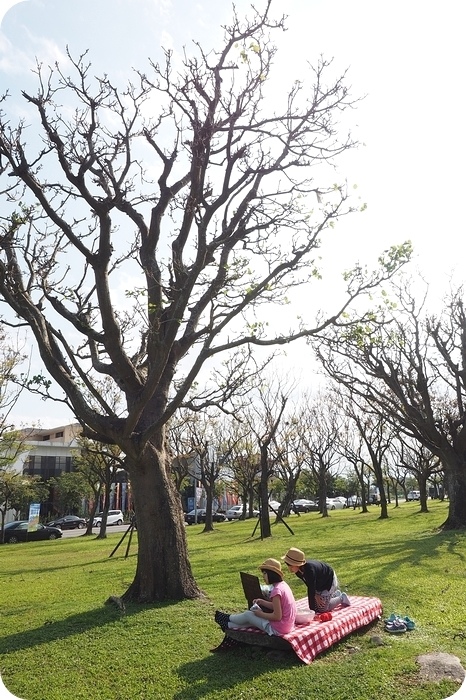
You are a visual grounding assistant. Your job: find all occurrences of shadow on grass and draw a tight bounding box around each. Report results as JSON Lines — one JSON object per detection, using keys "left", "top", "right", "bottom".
{"left": 0, "top": 600, "right": 171, "bottom": 655}
{"left": 173, "top": 643, "right": 298, "bottom": 700}
{"left": 0, "top": 548, "right": 137, "bottom": 577}
{"left": 173, "top": 618, "right": 382, "bottom": 700}
{"left": 321, "top": 525, "right": 466, "bottom": 600}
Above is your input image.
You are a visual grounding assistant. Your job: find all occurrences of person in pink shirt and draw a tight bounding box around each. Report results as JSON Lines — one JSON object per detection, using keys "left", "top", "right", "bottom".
{"left": 214, "top": 558, "right": 296, "bottom": 636}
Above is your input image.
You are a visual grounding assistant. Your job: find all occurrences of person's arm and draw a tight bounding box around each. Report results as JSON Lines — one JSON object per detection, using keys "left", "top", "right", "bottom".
{"left": 252, "top": 597, "right": 273, "bottom": 610}
{"left": 253, "top": 594, "right": 282, "bottom": 621}
{"left": 300, "top": 565, "right": 317, "bottom": 611}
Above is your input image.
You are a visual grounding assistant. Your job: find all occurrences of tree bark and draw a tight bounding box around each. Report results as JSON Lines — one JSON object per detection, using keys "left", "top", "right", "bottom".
{"left": 441, "top": 458, "right": 466, "bottom": 530}
{"left": 123, "top": 442, "right": 200, "bottom": 602}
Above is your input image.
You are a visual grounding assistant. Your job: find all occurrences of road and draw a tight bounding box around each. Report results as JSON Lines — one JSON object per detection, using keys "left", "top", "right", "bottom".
{"left": 61, "top": 524, "right": 132, "bottom": 538}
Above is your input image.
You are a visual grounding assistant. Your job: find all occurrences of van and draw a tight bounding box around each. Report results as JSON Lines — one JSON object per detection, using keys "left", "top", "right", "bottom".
{"left": 93, "top": 509, "right": 124, "bottom": 526}
{"left": 406, "top": 490, "right": 420, "bottom": 501}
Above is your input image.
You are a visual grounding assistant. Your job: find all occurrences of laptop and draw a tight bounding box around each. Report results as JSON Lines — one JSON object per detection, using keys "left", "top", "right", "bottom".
{"left": 240, "top": 571, "right": 264, "bottom": 608}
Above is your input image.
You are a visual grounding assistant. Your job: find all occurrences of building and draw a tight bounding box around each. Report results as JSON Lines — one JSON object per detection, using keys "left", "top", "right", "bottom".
{"left": 20, "top": 423, "right": 82, "bottom": 479}
{"left": 17, "top": 423, "right": 133, "bottom": 518}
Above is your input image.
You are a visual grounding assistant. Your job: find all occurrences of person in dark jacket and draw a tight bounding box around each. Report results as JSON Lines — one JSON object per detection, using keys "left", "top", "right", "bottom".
{"left": 281, "top": 547, "right": 351, "bottom": 612}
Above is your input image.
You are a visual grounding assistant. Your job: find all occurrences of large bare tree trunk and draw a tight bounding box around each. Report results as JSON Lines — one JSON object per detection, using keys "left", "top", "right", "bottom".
{"left": 123, "top": 443, "right": 200, "bottom": 602}
{"left": 441, "top": 460, "right": 466, "bottom": 530}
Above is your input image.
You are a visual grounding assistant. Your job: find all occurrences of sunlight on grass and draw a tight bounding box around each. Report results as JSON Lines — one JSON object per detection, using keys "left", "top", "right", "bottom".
{"left": 0, "top": 502, "right": 464, "bottom": 700}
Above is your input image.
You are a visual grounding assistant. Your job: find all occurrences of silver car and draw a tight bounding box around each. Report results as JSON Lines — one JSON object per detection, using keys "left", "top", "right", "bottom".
{"left": 93, "top": 509, "right": 124, "bottom": 526}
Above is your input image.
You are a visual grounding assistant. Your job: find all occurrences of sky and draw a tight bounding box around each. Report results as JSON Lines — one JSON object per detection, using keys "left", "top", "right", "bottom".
{"left": 0, "top": 0, "right": 465, "bottom": 429}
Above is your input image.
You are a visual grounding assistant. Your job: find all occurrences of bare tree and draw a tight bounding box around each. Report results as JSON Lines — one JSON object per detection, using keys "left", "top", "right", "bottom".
{"left": 334, "top": 404, "right": 370, "bottom": 512}
{"left": 245, "top": 375, "right": 293, "bottom": 537}
{"left": 168, "top": 413, "right": 194, "bottom": 494}
{"left": 0, "top": 4, "right": 411, "bottom": 601}
{"left": 300, "top": 391, "right": 343, "bottom": 516}
{"left": 223, "top": 426, "right": 260, "bottom": 517}
{"left": 174, "top": 410, "right": 226, "bottom": 531}
{"left": 316, "top": 280, "right": 466, "bottom": 530}
{"left": 74, "top": 436, "right": 125, "bottom": 537}
{"left": 389, "top": 435, "right": 441, "bottom": 512}
{"left": 271, "top": 409, "right": 307, "bottom": 517}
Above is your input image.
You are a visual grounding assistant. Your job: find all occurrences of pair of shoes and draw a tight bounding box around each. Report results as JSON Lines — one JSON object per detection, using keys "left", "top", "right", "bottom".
{"left": 214, "top": 610, "right": 230, "bottom": 632}
{"left": 340, "top": 592, "right": 351, "bottom": 607}
{"left": 384, "top": 619, "right": 407, "bottom": 634}
{"left": 384, "top": 613, "right": 415, "bottom": 631}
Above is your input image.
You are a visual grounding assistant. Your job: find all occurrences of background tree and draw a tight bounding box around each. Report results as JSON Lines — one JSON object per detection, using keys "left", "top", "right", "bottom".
{"left": 224, "top": 427, "right": 260, "bottom": 518}
{"left": 334, "top": 400, "right": 370, "bottom": 512}
{"left": 178, "top": 411, "right": 223, "bottom": 531}
{"left": 0, "top": 466, "right": 48, "bottom": 541}
{"left": 0, "top": 327, "right": 26, "bottom": 429}
{"left": 301, "top": 392, "right": 341, "bottom": 516}
{"left": 316, "top": 279, "right": 466, "bottom": 529}
{"left": 0, "top": 4, "right": 410, "bottom": 601}
{"left": 341, "top": 400, "right": 394, "bottom": 518}
{"left": 48, "top": 471, "right": 91, "bottom": 516}
{"left": 245, "top": 376, "right": 291, "bottom": 537}
{"left": 271, "top": 409, "right": 307, "bottom": 518}
{"left": 8, "top": 474, "right": 49, "bottom": 522}
{"left": 389, "top": 436, "right": 440, "bottom": 511}
{"left": 74, "top": 436, "right": 125, "bottom": 537}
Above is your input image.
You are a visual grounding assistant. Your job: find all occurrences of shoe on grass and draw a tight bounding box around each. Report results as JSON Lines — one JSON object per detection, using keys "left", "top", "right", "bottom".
{"left": 384, "top": 619, "right": 407, "bottom": 634}
{"left": 402, "top": 616, "right": 415, "bottom": 630}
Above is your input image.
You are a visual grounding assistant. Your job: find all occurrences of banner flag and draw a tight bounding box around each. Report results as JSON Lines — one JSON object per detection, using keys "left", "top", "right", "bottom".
{"left": 27, "top": 503, "right": 41, "bottom": 532}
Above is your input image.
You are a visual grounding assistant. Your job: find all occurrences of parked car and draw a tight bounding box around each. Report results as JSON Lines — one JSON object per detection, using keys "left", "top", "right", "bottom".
{"left": 46, "top": 515, "right": 87, "bottom": 530}
{"left": 326, "top": 498, "right": 345, "bottom": 510}
{"left": 225, "top": 505, "right": 260, "bottom": 520}
{"left": 225, "top": 505, "right": 244, "bottom": 520}
{"left": 331, "top": 497, "right": 348, "bottom": 506}
{"left": 407, "top": 490, "right": 420, "bottom": 501}
{"left": 93, "top": 509, "right": 124, "bottom": 526}
{"left": 184, "top": 509, "right": 226, "bottom": 525}
{"left": 3, "top": 521, "right": 63, "bottom": 544}
{"left": 292, "top": 499, "right": 319, "bottom": 513}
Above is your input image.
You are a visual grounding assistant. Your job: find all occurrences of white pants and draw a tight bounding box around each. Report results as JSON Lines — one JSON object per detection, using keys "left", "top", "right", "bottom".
{"left": 228, "top": 610, "right": 274, "bottom": 635}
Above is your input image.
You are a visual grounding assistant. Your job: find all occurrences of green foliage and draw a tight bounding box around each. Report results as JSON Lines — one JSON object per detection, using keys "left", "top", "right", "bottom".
{"left": 0, "top": 502, "right": 463, "bottom": 700}
{"left": 48, "top": 471, "right": 91, "bottom": 515}
{"left": 8, "top": 476, "right": 48, "bottom": 518}
{"left": 377, "top": 242, "right": 413, "bottom": 274}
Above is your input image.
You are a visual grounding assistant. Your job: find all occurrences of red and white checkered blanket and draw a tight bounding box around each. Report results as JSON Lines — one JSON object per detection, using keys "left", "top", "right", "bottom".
{"left": 233, "top": 595, "right": 383, "bottom": 665}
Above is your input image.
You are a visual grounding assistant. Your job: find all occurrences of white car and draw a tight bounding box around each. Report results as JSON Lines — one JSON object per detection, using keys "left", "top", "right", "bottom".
{"left": 93, "top": 509, "right": 124, "bottom": 526}
{"left": 326, "top": 498, "right": 345, "bottom": 510}
{"left": 225, "top": 505, "right": 260, "bottom": 520}
{"left": 225, "top": 505, "right": 244, "bottom": 520}
{"left": 331, "top": 497, "right": 347, "bottom": 507}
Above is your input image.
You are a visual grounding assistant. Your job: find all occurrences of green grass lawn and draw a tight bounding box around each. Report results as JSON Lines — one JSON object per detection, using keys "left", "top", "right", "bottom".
{"left": 0, "top": 501, "right": 465, "bottom": 700}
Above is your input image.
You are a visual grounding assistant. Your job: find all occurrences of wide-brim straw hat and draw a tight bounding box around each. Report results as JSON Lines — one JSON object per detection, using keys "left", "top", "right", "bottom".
{"left": 281, "top": 547, "right": 306, "bottom": 567}
{"left": 259, "top": 558, "right": 283, "bottom": 579}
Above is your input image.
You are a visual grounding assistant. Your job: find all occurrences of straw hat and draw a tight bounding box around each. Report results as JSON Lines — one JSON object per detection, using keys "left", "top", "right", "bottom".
{"left": 281, "top": 547, "right": 306, "bottom": 567}
{"left": 258, "top": 558, "right": 283, "bottom": 579}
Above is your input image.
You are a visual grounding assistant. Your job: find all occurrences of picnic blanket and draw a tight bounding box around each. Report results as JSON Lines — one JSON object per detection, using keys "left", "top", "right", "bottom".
{"left": 226, "top": 595, "right": 383, "bottom": 664}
